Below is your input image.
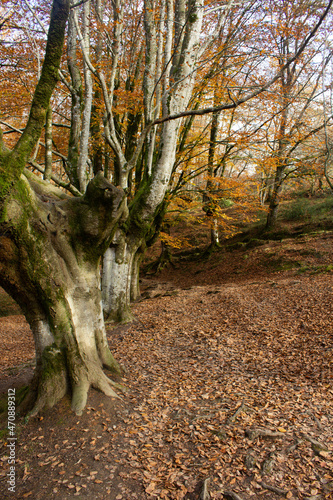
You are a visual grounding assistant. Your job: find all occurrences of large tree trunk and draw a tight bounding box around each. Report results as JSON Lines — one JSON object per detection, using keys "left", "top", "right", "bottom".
{"left": 0, "top": 171, "right": 126, "bottom": 416}
{"left": 102, "top": 231, "right": 143, "bottom": 323}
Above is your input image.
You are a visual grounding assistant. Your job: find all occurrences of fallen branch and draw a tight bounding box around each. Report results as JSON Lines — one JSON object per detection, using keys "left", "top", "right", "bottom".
{"left": 200, "top": 477, "right": 210, "bottom": 500}
{"left": 223, "top": 491, "right": 244, "bottom": 500}
{"left": 259, "top": 482, "right": 288, "bottom": 496}
{"left": 245, "top": 428, "right": 286, "bottom": 440}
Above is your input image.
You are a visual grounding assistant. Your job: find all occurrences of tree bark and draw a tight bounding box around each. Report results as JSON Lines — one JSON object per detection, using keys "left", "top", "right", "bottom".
{"left": 102, "top": 231, "right": 142, "bottom": 323}
{"left": 0, "top": 171, "right": 127, "bottom": 416}
{"left": 44, "top": 106, "right": 53, "bottom": 181}
{"left": 67, "top": 8, "right": 83, "bottom": 189}
{"left": 266, "top": 165, "right": 285, "bottom": 229}
{"left": 77, "top": 0, "right": 93, "bottom": 193}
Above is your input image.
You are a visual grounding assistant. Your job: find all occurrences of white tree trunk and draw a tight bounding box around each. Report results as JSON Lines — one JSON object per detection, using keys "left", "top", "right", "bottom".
{"left": 102, "top": 231, "right": 140, "bottom": 323}
{"left": 211, "top": 218, "right": 220, "bottom": 246}
{"left": 77, "top": 0, "right": 93, "bottom": 192}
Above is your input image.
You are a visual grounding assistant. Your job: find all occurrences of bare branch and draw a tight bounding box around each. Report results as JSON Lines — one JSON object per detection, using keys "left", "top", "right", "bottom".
{"left": 28, "top": 161, "right": 82, "bottom": 196}
{"left": 153, "top": 0, "right": 333, "bottom": 126}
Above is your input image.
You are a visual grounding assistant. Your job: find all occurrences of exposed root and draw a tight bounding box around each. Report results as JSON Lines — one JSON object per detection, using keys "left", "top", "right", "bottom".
{"left": 104, "top": 305, "right": 135, "bottom": 325}
{"left": 71, "top": 378, "right": 90, "bottom": 416}
{"left": 100, "top": 346, "right": 123, "bottom": 375}
{"left": 201, "top": 241, "right": 221, "bottom": 260}
{"left": 23, "top": 344, "right": 125, "bottom": 418}
{"left": 222, "top": 491, "right": 244, "bottom": 500}
{"left": 27, "top": 378, "right": 67, "bottom": 420}
{"left": 259, "top": 482, "right": 287, "bottom": 496}
{"left": 245, "top": 427, "right": 286, "bottom": 440}
{"left": 107, "top": 378, "right": 128, "bottom": 393}
{"left": 261, "top": 455, "right": 275, "bottom": 475}
{"left": 302, "top": 433, "right": 328, "bottom": 453}
{"left": 26, "top": 347, "right": 68, "bottom": 420}
{"left": 71, "top": 369, "right": 124, "bottom": 416}
{"left": 93, "top": 372, "right": 122, "bottom": 400}
{"left": 227, "top": 402, "right": 249, "bottom": 424}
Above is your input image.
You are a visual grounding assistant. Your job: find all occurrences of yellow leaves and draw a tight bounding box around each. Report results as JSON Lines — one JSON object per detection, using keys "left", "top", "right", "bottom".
{"left": 160, "top": 232, "right": 191, "bottom": 250}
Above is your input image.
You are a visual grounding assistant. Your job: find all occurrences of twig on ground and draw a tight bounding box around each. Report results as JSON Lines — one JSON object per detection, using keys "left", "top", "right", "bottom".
{"left": 259, "top": 482, "right": 288, "bottom": 496}
{"left": 227, "top": 402, "right": 249, "bottom": 424}
{"left": 200, "top": 477, "right": 210, "bottom": 500}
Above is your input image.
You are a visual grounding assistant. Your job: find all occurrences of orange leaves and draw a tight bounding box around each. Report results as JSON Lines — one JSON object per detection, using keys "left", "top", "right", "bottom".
{"left": 159, "top": 232, "right": 191, "bottom": 250}
{"left": 113, "top": 87, "right": 144, "bottom": 116}
{"left": 2, "top": 236, "right": 333, "bottom": 498}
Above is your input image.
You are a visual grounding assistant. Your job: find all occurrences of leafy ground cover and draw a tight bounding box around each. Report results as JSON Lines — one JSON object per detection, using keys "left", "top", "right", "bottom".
{"left": 0, "top": 199, "right": 332, "bottom": 499}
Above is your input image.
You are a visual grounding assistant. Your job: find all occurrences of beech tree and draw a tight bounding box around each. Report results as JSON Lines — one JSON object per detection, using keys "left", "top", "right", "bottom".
{"left": 1, "top": 0, "right": 332, "bottom": 416}
{"left": 0, "top": 0, "right": 128, "bottom": 416}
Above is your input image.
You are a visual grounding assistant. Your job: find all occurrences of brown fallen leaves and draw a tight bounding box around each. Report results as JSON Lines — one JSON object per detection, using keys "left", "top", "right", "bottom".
{"left": 103, "top": 274, "right": 332, "bottom": 499}
{"left": 0, "top": 265, "right": 333, "bottom": 499}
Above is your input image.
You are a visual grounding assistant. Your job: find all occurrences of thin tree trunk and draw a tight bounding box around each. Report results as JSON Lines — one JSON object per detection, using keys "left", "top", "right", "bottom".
{"left": 67, "top": 9, "right": 83, "bottom": 189}
{"left": 211, "top": 218, "right": 220, "bottom": 246}
{"left": 77, "top": 0, "right": 93, "bottom": 192}
{"left": 266, "top": 165, "right": 285, "bottom": 229}
{"left": 44, "top": 106, "right": 53, "bottom": 181}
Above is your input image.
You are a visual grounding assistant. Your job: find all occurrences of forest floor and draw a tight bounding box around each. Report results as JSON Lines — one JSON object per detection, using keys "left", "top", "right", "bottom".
{"left": 0, "top": 212, "right": 333, "bottom": 499}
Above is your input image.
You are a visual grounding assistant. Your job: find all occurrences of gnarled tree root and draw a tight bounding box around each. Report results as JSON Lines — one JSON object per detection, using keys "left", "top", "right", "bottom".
{"left": 25, "top": 347, "right": 126, "bottom": 418}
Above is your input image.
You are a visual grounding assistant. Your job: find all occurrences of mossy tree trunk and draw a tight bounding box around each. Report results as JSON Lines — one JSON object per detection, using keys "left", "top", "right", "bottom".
{"left": 0, "top": 0, "right": 128, "bottom": 415}
{"left": 0, "top": 171, "right": 127, "bottom": 415}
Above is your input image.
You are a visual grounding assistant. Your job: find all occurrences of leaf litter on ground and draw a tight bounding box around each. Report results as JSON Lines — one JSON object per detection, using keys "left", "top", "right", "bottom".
{"left": 0, "top": 233, "right": 333, "bottom": 499}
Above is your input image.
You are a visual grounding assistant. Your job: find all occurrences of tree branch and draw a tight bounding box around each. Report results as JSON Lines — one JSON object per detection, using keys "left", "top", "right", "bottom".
{"left": 12, "top": 0, "right": 70, "bottom": 174}
{"left": 28, "top": 161, "right": 81, "bottom": 196}
{"left": 152, "top": 0, "right": 333, "bottom": 126}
